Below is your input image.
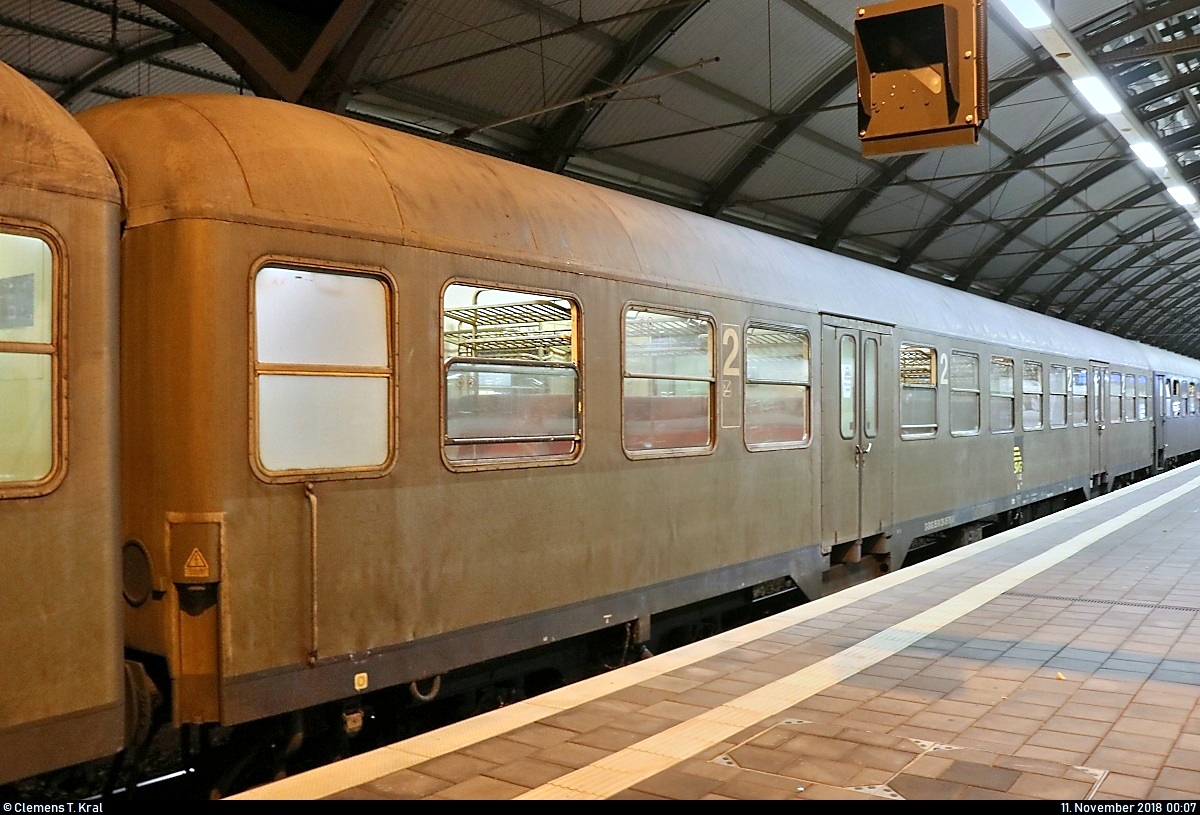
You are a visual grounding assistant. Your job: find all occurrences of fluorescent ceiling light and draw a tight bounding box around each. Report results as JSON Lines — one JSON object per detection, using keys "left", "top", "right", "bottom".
{"left": 1131, "top": 142, "right": 1167, "bottom": 169}
{"left": 1072, "top": 77, "right": 1121, "bottom": 115}
{"left": 1193, "top": 217, "right": 1200, "bottom": 230}
{"left": 1000, "top": 0, "right": 1052, "bottom": 29}
{"left": 1169, "top": 185, "right": 1196, "bottom": 206}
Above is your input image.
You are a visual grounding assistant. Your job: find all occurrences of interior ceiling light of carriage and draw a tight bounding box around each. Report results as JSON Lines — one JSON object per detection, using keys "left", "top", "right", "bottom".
{"left": 998, "top": 0, "right": 1200, "bottom": 230}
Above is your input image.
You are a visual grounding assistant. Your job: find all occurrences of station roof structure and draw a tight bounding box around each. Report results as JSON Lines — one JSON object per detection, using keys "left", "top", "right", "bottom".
{"left": 7, "top": 0, "right": 1200, "bottom": 355}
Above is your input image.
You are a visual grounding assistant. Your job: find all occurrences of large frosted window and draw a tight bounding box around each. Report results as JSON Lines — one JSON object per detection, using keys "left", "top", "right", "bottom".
{"left": 442, "top": 283, "right": 579, "bottom": 464}
{"left": 0, "top": 233, "right": 55, "bottom": 486}
{"left": 899, "top": 343, "right": 936, "bottom": 438}
{"left": 623, "top": 307, "right": 713, "bottom": 453}
{"left": 254, "top": 267, "right": 392, "bottom": 474}
{"left": 744, "top": 325, "right": 810, "bottom": 449}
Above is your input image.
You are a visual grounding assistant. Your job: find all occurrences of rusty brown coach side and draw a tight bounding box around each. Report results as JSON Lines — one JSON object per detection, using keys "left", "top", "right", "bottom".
{"left": 0, "top": 63, "right": 122, "bottom": 783}
{"left": 75, "top": 92, "right": 1200, "bottom": 735}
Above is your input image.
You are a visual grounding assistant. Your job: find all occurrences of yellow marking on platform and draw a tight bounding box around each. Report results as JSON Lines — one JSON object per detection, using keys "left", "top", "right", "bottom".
{"left": 234, "top": 462, "right": 1200, "bottom": 801}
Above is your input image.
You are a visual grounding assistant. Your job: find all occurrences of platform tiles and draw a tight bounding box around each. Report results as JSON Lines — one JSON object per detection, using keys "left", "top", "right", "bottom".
{"left": 236, "top": 461, "right": 1200, "bottom": 801}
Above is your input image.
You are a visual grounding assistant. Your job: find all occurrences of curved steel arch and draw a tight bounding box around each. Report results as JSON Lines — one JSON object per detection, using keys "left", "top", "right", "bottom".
{"left": 1120, "top": 260, "right": 1200, "bottom": 344}
{"left": 1110, "top": 260, "right": 1200, "bottom": 338}
{"left": 1031, "top": 147, "right": 1200, "bottom": 312}
{"left": 1133, "top": 295, "right": 1200, "bottom": 350}
{"left": 1078, "top": 225, "right": 1200, "bottom": 327}
{"left": 1067, "top": 217, "right": 1193, "bottom": 323}
{"left": 998, "top": 178, "right": 1146, "bottom": 304}
{"left": 56, "top": 32, "right": 198, "bottom": 105}
{"left": 1089, "top": 239, "right": 1200, "bottom": 335}
{"left": 301, "top": 0, "right": 407, "bottom": 112}
{"left": 1036, "top": 207, "right": 1188, "bottom": 320}
{"left": 812, "top": 70, "right": 1071, "bottom": 253}
{"left": 893, "top": 116, "right": 1104, "bottom": 275}
{"left": 142, "top": 0, "right": 375, "bottom": 101}
{"left": 812, "top": 2, "right": 1197, "bottom": 257}
{"left": 947, "top": 158, "right": 1129, "bottom": 293}
{"left": 532, "top": 1, "right": 707, "bottom": 173}
{"left": 698, "top": 62, "right": 857, "bottom": 217}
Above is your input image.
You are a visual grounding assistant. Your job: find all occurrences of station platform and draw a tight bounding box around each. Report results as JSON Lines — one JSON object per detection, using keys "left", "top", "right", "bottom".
{"left": 234, "top": 461, "right": 1200, "bottom": 801}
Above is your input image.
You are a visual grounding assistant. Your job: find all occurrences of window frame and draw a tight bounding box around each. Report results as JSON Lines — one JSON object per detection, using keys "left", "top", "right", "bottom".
{"left": 1108, "top": 371, "right": 1123, "bottom": 424}
{"left": 990, "top": 356, "right": 1016, "bottom": 434}
{"left": 1048, "top": 364, "right": 1068, "bottom": 429}
{"left": 621, "top": 302, "right": 716, "bottom": 460}
{"left": 440, "top": 278, "right": 583, "bottom": 472}
{"left": 249, "top": 258, "right": 398, "bottom": 484}
{"left": 742, "top": 321, "right": 812, "bottom": 452}
{"left": 899, "top": 342, "right": 938, "bottom": 440}
{"left": 0, "top": 222, "right": 66, "bottom": 499}
{"left": 1070, "top": 367, "right": 1088, "bottom": 427}
{"left": 949, "top": 349, "right": 981, "bottom": 437}
{"left": 1022, "top": 359, "right": 1044, "bottom": 432}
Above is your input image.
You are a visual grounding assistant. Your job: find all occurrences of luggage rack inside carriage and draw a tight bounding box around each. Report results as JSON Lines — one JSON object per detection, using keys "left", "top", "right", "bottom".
{"left": 444, "top": 299, "right": 573, "bottom": 361}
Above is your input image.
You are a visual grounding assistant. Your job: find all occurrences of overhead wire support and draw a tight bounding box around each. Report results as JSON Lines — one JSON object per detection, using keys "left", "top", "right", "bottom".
{"left": 452, "top": 57, "right": 718, "bottom": 140}
{"left": 364, "top": 0, "right": 704, "bottom": 88}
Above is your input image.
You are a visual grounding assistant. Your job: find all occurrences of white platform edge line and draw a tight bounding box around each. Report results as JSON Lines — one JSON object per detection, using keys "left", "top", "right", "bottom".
{"left": 517, "top": 470, "right": 1200, "bottom": 799}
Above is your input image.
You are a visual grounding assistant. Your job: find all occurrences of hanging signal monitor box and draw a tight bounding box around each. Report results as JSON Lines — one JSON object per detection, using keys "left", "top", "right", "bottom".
{"left": 855, "top": 0, "right": 988, "bottom": 157}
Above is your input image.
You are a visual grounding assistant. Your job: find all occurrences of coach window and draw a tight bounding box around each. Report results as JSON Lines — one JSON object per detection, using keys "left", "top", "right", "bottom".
{"left": 900, "top": 343, "right": 937, "bottom": 438}
{"left": 840, "top": 335, "right": 856, "bottom": 439}
{"left": 990, "top": 357, "right": 1015, "bottom": 433}
{"left": 255, "top": 266, "right": 392, "bottom": 476}
{"left": 442, "top": 283, "right": 579, "bottom": 466}
{"left": 863, "top": 338, "right": 879, "bottom": 439}
{"left": 1123, "top": 374, "right": 1136, "bottom": 422}
{"left": 1049, "top": 365, "right": 1068, "bottom": 429}
{"left": 1137, "top": 376, "right": 1149, "bottom": 420}
{"left": 744, "top": 325, "right": 810, "bottom": 449}
{"left": 623, "top": 307, "right": 713, "bottom": 455}
{"left": 1108, "top": 372, "right": 1122, "bottom": 423}
{"left": 1023, "top": 360, "right": 1044, "bottom": 431}
{"left": 1071, "top": 368, "right": 1088, "bottom": 427}
{"left": 1190, "top": 382, "right": 1197, "bottom": 415}
{"left": 0, "top": 232, "right": 56, "bottom": 488}
{"left": 949, "top": 351, "right": 980, "bottom": 436}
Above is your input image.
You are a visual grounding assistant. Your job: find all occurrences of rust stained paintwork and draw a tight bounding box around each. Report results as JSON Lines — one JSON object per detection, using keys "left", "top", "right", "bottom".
{"left": 0, "top": 61, "right": 122, "bottom": 782}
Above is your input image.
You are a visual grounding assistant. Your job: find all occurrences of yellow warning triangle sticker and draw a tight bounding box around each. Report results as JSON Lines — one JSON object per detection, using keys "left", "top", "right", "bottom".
{"left": 183, "top": 548, "right": 209, "bottom": 578}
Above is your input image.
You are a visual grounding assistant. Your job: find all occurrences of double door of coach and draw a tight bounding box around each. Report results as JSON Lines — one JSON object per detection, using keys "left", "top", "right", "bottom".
{"left": 820, "top": 316, "right": 894, "bottom": 558}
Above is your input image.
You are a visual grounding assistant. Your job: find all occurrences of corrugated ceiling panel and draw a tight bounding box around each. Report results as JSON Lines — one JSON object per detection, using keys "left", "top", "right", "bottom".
{"left": 598, "top": 119, "right": 761, "bottom": 190}
{"left": 583, "top": 73, "right": 754, "bottom": 162}
{"left": 652, "top": 0, "right": 850, "bottom": 112}
{"left": 1053, "top": 0, "right": 1132, "bottom": 30}
{"left": 854, "top": 186, "right": 963, "bottom": 252}
{"left": 365, "top": 0, "right": 617, "bottom": 129}
{"left": 737, "top": 134, "right": 862, "bottom": 197}
{"left": 801, "top": 97, "right": 862, "bottom": 153}
{"left": 923, "top": 220, "right": 1005, "bottom": 264}
{"left": 737, "top": 140, "right": 870, "bottom": 223}
{"left": 96, "top": 59, "right": 237, "bottom": 103}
